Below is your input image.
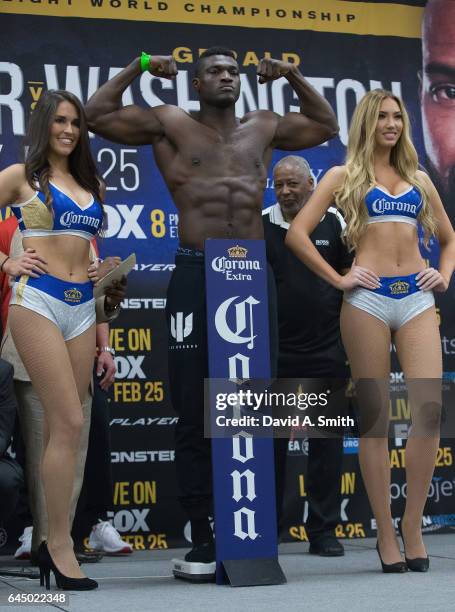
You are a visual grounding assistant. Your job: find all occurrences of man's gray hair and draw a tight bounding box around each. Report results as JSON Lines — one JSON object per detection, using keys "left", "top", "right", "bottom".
{"left": 273, "top": 155, "right": 314, "bottom": 181}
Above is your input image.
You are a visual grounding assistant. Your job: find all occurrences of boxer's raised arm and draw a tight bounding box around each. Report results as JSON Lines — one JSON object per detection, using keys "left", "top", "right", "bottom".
{"left": 85, "top": 55, "right": 177, "bottom": 145}
{"left": 256, "top": 59, "right": 338, "bottom": 150}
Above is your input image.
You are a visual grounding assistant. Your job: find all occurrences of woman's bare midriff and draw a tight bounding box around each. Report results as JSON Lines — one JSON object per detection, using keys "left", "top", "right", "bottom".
{"left": 23, "top": 235, "right": 92, "bottom": 283}
{"left": 354, "top": 222, "right": 427, "bottom": 277}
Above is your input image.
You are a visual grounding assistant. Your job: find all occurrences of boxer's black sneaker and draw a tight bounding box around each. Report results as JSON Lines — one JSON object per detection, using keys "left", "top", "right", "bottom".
{"left": 184, "top": 541, "right": 215, "bottom": 563}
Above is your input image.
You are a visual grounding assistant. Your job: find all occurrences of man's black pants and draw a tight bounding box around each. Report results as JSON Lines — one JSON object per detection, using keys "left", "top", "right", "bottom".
{"left": 274, "top": 357, "right": 348, "bottom": 541}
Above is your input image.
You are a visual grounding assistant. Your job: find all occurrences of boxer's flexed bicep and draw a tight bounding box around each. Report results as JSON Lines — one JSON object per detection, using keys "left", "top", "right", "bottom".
{"left": 87, "top": 104, "right": 166, "bottom": 146}
{"left": 257, "top": 58, "right": 338, "bottom": 150}
{"left": 273, "top": 112, "right": 334, "bottom": 150}
{"left": 85, "top": 55, "right": 178, "bottom": 145}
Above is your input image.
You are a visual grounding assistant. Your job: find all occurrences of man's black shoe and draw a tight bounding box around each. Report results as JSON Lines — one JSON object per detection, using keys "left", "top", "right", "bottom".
{"left": 173, "top": 542, "right": 216, "bottom": 582}
{"left": 309, "top": 535, "right": 345, "bottom": 557}
{"left": 184, "top": 541, "right": 215, "bottom": 563}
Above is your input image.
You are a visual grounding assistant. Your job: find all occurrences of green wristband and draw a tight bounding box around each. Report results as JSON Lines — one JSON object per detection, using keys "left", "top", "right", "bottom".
{"left": 140, "top": 51, "right": 151, "bottom": 73}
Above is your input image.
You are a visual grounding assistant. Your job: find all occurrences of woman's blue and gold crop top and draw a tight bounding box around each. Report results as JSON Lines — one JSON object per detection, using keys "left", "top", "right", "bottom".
{"left": 10, "top": 181, "right": 103, "bottom": 240}
{"left": 365, "top": 185, "right": 422, "bottom": 227}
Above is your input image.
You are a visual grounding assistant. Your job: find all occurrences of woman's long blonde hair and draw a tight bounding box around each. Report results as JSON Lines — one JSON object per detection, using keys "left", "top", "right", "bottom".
{"left": 334, "top": 89, "right": 437, "bottom": 251}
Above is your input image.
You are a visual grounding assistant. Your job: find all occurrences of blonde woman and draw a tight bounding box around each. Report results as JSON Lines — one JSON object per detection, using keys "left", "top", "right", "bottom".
{"left": 286, "top": 89, "right": 455, "bottom": 573}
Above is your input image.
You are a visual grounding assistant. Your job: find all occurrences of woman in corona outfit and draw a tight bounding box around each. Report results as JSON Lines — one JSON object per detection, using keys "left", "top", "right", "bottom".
{"left": 286, "top": 89, "right": 455, "bottom": 573}
{"left": 0, "top": 90, "right": 110, "bottom": 590}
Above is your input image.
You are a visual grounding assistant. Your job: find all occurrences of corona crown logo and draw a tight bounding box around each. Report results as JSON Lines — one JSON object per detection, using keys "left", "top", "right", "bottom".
{"left": 228, "top": 245, "right": 248, "bottom": 258}
{"left": 389, "top": 280, "right": 410, "bottom": 295}
{"left": 64, "top": 288, "right": 83, "bottom": 303}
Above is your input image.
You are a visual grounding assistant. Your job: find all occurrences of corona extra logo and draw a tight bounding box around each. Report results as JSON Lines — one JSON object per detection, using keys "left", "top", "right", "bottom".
{"left": 371, "top": 198, "right": 417, "bottom": 216}
{"left": 389, "top": 280, "right": 410, "bottom": 295}
{"left": 228, "top": 245, "right": 248, "bottom": 258}
{"left": 60, "top": 211, "right": 100, "bottom": 229}
{"left": 64, "top": 288, "right": 83, "bottom": 303}
{"left": 211, "top": 252, "right": 261, "bottom": 276}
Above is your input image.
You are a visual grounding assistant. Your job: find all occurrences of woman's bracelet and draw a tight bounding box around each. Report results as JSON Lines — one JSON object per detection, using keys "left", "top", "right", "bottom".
{"left": 98, "top": 346, "right": 116, "bottom": 356}
{"left": 0, "top": 256, "right": 10, "bottom": 273}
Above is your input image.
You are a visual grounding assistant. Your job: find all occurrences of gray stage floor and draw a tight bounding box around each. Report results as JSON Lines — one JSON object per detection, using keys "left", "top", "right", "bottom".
{"left": 1, "top": 535, "right": 454, "bottom": 612}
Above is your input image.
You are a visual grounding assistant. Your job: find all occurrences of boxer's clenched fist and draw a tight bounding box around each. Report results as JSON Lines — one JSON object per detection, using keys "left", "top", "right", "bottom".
{"left": 257, "top": 58, "right": 296, "bottom": 84}
{"left": 145, "top": 55, "right": 178, "bottom": 79}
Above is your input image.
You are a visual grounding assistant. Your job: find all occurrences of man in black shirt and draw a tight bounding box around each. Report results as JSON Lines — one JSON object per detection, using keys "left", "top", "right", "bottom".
{"left": 263, "top": 155, "right": 352, "bottom": 556}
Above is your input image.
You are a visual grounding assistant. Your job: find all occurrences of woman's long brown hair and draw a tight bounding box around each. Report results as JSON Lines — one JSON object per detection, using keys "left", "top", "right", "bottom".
{"left": 25, "top": 89, "right": 104, "bottom": 213}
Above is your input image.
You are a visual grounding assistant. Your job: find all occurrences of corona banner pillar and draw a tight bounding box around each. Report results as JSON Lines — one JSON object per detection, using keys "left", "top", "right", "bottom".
{"left": 205, "top": 239, "right": 286, "bottom": 587}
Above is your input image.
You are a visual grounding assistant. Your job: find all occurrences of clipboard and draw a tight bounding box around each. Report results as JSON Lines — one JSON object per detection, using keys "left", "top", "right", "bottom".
{"left": 93, "top": 253, "right": 136, "bottom": 299}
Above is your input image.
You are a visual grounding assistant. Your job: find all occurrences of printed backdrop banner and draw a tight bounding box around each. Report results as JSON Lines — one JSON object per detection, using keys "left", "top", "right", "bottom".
{"left": 1, "top": 0, "right": 454, "bottom": 553}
